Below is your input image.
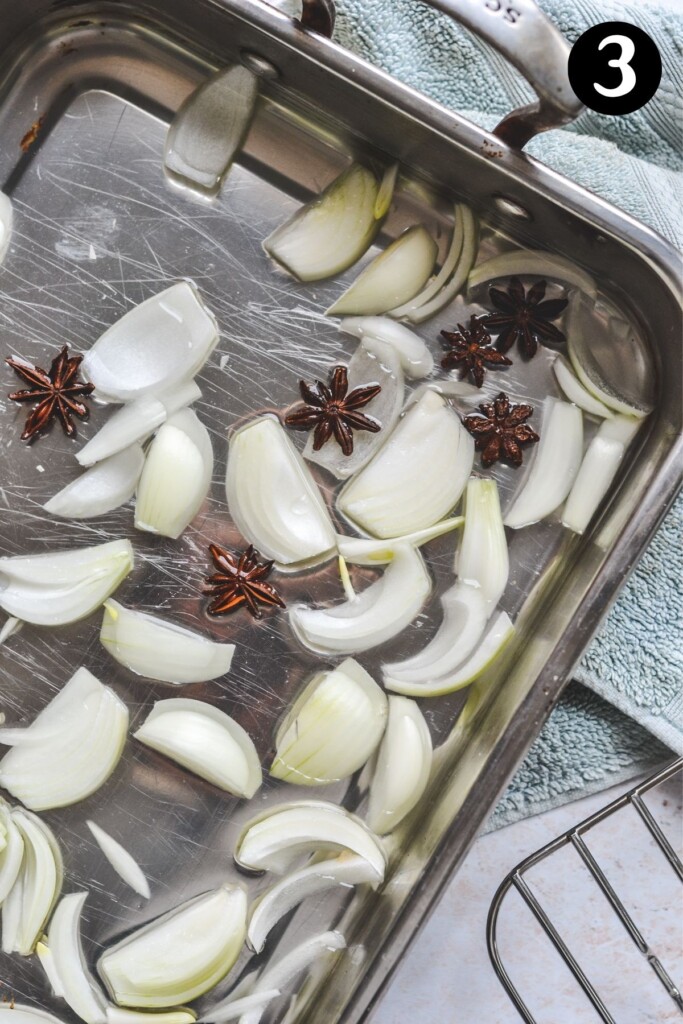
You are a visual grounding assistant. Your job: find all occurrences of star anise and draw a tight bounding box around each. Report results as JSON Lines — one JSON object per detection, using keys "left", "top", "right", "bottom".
{"left": 6, "top": 345, "right": 94, "bottom": 441}
{"left": 440, "top": 315, "right": 512, "bottom": 388}
{"left": 463, "top": 392, "right": 539, "bottom": 467}
{"left": 479, "top": 277, "right": 568, "bottom": 359}
{"left": 204, "top": 543, "right": 285, "bottom": 619}
{"left": 285, "top": 365, "right": 381, "bottom": 456}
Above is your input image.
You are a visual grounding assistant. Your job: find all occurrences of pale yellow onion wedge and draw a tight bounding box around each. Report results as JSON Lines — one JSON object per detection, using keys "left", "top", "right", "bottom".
{"left": 0, "top": 798, "right": 24, "bottom": 903}
{"left": 45, "top": 445, "right": 145, "bottom": 519}
{"left": 289, "top": 544, "right": 430, "bottom": 655}
{"left": 389, "top": 204, "right": 464, "bottom": 318}
{"left": 98, "top": 884, "right": 247, "bottom": 1008}
{"left": 86, "top": 821, "right": 150, "bottom": 899}
{"left": 0, "top": 191, "right": 12, "bottom": 264}
{"left": 562, "top": 415, "right": 641, "bottom": 535}
{"left": 504, "top": 398, "right": 583, "bottom": 530}
{"left": 107, "top": 1010, "right": 196, "bottom": 1024}
{"left": 100, "top": 599, "right": 234, "bottom": 684}
{"left": 552, "top": 355, "right": 614, "bottom": 419}
{"left": 374, "top": 164, "right": 399, "bottom": 219}
{"left": 455, "top": 477, "right": 508, "bottom": 609}
{"left": 338, "top": 317, "right": 433, "bottom": 378}
{"left": 82, "top": 282, "right": 218, "bottom": 403}
{"left": 3, "top": 809, "right": 63, "bottom": 955}
{"left": 270, "top": 659, "right": 387, "bottom": 786}
{"left": 366, "top": 697, "right": 432, "bottom": 835}
{"left": 385, "top": 611, "right": 514, "bottom": 697}
{"left": 0, "top": 1007, "right": 67, "bottom": 1024}
{"left": 235, "top": 801, "right": 386, "bottom": 879}
{"left": 468, "top": 250, "right": 597, "bottom": 300}
{"left": 226, "top": 416, "right": 336, "bottom": 569}
{"left": 336, "top": 518, "right": 463, "bottom": 566}
{"left": 264, "top": 165, "right": 384, "bottom": 282}
{"left": 134, "top": 698, "right": 261, "bottom": 798}
{"left": 326, "top": 226, "right": 437, "bottom": 317}
{"left": 338, "top": 389, "right": 473, "bottom": 538}
{"left": 43, "top": 893, "right": 108, "bottom": 1024}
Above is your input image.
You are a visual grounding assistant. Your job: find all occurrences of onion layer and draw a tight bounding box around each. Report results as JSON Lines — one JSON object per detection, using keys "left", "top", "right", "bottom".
{"left": 468, "top": 250, "right": 597, "bottom": 299}
{"left": 87, "top": 821, "right": 150, "bottom": 899}
{"left": 0, "top": 1008, "right": 67, "bottom": 1024}
{"left": 338, "top": 318, "right": 433, "bottom": 378}
{"left": 336, "top": 518, "right": 463, "bottom": 565}
{"left": 45, "top": 445, "right": 145, "bottom": 519}
{"left": 456, "top": 478, "right": 508, "bottom": 609}
{"left": 44, "top": 892, "right": 108, "bottom": 1024}
{"left": 0, "top": 799, "right": 23, "bottom": 904}
{"left": 552, "top": 355, "right": 614, "bottom": 419}
{"left": 3, "top": 809, "right": 63, "bottom": 955}
{"left": 562, "top": 415, "right": 641, "bottom": 534}
{"left": 366, "top": 697, "right": 432, "bottom": 835}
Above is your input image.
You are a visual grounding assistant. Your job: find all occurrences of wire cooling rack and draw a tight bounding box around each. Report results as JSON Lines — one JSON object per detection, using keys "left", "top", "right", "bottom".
{"left": 487, "top": 758, "right": 683, "bottom": 1023}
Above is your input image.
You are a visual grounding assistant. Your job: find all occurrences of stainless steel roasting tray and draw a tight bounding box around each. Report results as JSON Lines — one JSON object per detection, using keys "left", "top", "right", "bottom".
{"left": 0, "top": 1, "right": 680, "bottom": 1022}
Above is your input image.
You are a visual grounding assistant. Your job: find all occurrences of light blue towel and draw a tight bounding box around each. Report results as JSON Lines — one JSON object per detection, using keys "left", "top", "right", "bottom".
{"left": 332, "top": 0, "right": 683, "bottom": 823}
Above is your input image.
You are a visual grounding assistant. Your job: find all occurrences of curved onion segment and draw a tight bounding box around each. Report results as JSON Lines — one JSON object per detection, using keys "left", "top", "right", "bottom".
{"left": 290, "top": 544, "right": 430, "bottom": 655}
{"left": 106, "top": 1011, "right": 197, "bottom": 1024}
{"left": 3, "top": 810, "right": 63, "bottom": 955}
{"left": 235, "top": 801, "right": 386, "bottom": 880}
{"left": 270, "top": 658, "right": 387, "bottom": 785}
{"left": 100, "top": 600, "right": 234, "bottom": 684}
{"left": 456, "top": 478, "right": 508, "bottom": 609}
{"left": 263, "top": 164, "right": 385, "bottom": 282}
{"left": 45, "top": 445, "right": 145, "bottom": 519}
{"left": 226, "top": 416, "right": 336, "bottom": 568}
{"left": 0, "top": 539, "right": 134, "bottom": 626}
{"left": 98, "top": 884, "right": 248, "bottom": 1008}
{"left": 87, "top": 822, "right": 150, "bottom": 899}
{"left": 0, "top": 668, "right": 128, "bottom": 811}
{"left": 0, "top": 1008, "right": 69, "bottom": 1024}
{"left": 339, "top": 317, "right": 434, "bottom": 378}
{"left": 326, "top": 225, "right": 437, "bottom": 317}
{"left": 0, "top": 192, "right": 13, "bottom": 264}
{"left": 336, "top": 518, "right": 463, "bottom": 565}
{"left": 0, "top": 799, "right": 23, "bottom": 903}
{"left": 164, "top": 65, "right": 258, "bottom": 196}
{"left": 82, "top": 283, "right": 218, "bottom": 403}
{"left": 134, "top": 698, "right": 261, "bottom": 798}
{"left": 468, "top": 250, "right": 598, "bottom": 300}
{"left": 338, "top": 389, "right": 473, "bottom": 538}
{"left": 504, "top": 399, "right": 583, "bottom": 530}
{"left": 553, "top": 355, "right": 614, "bottom": 419}
{"left": 366, "top": 697, "right": 433, "bottom": 835}
{"left": 563, "top": 415, "right": 641, "bottom": 535}
{"left": 44, "top": 893, "right": 108, "bottom": 1024}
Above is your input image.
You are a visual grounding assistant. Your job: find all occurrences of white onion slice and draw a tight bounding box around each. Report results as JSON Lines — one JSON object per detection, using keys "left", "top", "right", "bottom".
{"left": 0, "top": 667, "right": 128, "bottom": 811}
{"left": 411, "top": 380, "right": 481, "bottom": 403}
{"left": 326, "top": 226, "right": 437, "bottom": 316}
{"left": 303, "top": 340, "right": 403, "bottom": 480}
{"left": 562, "top": 415, "right": 641, "bottom": 535}
{"left": 0, "top": 192, "right": 13, "bottom": 264}
{"left": 98, "top": 884, "right": 247, "bottom": 1008}
{"left": 82, "top": 283, "right": 218, "bottom": 403}
{"left": 135, "top": 409, "right": 213, "bottom": 538}
{"left": 37, "top": 941, "right": 66, "bottom": 997}
{"left": 338, "top": 317, "right": 433, "bottom": 378}
{"left": 338, "top": 389, "right": 473, "bottom": 538}
{"left": 0, "top": 615, "right": 22, "bottom": 645}
{"left": 226, "top": 415, "right": 336, "bottom": 569}
{"left": 385, "top": 610, "right": 514, "bottom": 697}
{"left": 45, "top": 445, "right": 145, "bottom": 519}
{"left": 389, "top": 204, "right": 465, "bottom": 318}
{"left": 264, "top": 164, "right": 384, "bottom": 282}
{"left": 0, "top": 1007, "right": 67, "bottom": 1024}
{"left": 3, "top": 809, "right": 63, "bottom": 955}
{"left": 336, "top": 517, "right": 463, "bottom": 565}
{"left": 366, "top": 697, "right": 432, "bottom": 835}
{"left": 270, "top": 659, "right": 387, "bottom": 786}
{"left": 552, "top": 355, "right": 614, "bottom": 419}
{"left": 235, "top": 801, "right": 385, "bottom": 880}
{"left": 100, "top": 600, "right": 234, "bottom": 684}
{"left": 164, "top": 65, "right": 258, "bottom": 195}
{"left": 374, "top": 164, "right": 399, "bottom": 219}
{"left": 567, "top": 308, "right": 650, "bottom": 419}
{"left": 44, "top": 893, "right": 108, "bottom": 1024}
{"left": 134, "top": 698, "right": 261, "bottom": 798}
{"left": 87, "top": 822, "right": 150, "bottom": 899}
{"left": 504, "top": 399, "right": 584, "bottom": 529}
{"left": 456, "top": 477, "right": 508, "bottom": 609}
{"left": 0, "top": 799, "right": 24, "bottom": 903}
{"left": 77, "top": 381, "right": 201, "bottom": 467}
{"left": 107, "top": 1010, "right": 196, "bottom": 1024}
{"left": 290, "top": 544, "right": 430, "bottom": 655}
{"left": 468, "top": 250, "right": 597, "bottom": 299}
{"left": 0, "top": 539, "right": 134, "bottom": 626}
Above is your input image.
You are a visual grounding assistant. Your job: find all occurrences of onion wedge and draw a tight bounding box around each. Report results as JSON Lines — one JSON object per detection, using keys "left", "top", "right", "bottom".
{"left": 100, "top": 599, "right": 234, "bottom": 684}
{"left": 107, "top": 1011, "right": 196, "bottom": 1024}
{"left": 0, "top": 539, "right": 134, "bottom": 626}
{"left": 336, "top": 518, "right": 463, "bottom": 565}
{"left": 468, "top": 250, "right": 597, "bottom": 300}
{"left": 226, "top": 415, "right": 336, "bottom": 569}
{"left": 0, "top": 192, "right": 13, "bottom": 264}
{"left": 338, "top": 317, "right": 433, "bottom": 378}
{"left": 455, "top": 478, "right": 508, "bottom": 609}
{"left": 87, "top": 822, "right": 150, "bottom": 899}
{"left": 562, "top": 415, "right": 641, "bottom": 535}
{"left": 326, "top": 226, "right": 437, "bottom": 317}
{"left": 338, "top": 389, "right": 473, "bottom": 538}
{"left": 366, "top": 697, "right": 432, "bottom": 835}
{"left": 43, "top": 893, "right": 108, "bottom": 1024}
{"left": 264, "top": 164, "right": 386, "bottom": 282}
{"left": 3, "top": 809, "right": 63, "bottom": 955}
{"left": 290, "top": 544, "right": 430, "bottom": 655}
{"left": 134, "top": 698, "right": 261, "bottom": 798}
{"left": 98, "top": 884, "right": 247, "bottom": 1008}
{"left": 0, "top": 1008, "right": 68, "bottom": 1024}
{"left": 235, "top": 801, "right": 386, "bottom": 880}
{"left": 0, "top": 799, "right": 23, "bottom": 903}
{"left": 270, "top": 659, "right": 387, "bottom": 786}
{"left": 552, "top": 355, "right": 614, "bottom": 419}
{"left": 82, "top": 283, "right": 218, "bottom": 403}
{"left": 0, "top": 615, "right": 22, "bottom": 645}
{"left": 504, "top": 399, "right": 584, "bottom": 529}
{"left": 45, "top": 445, "right": 145, "bottom": 519}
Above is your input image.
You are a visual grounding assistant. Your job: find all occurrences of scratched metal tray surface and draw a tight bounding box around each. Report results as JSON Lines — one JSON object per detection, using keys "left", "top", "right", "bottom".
{"left": 0, "top": 2, "right": 680, "bottom": 1023}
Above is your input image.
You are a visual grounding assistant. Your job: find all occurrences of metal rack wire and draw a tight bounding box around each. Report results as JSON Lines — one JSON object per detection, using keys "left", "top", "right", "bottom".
{"left": 487, "top": 758, "right": 683, "bottom": 1023}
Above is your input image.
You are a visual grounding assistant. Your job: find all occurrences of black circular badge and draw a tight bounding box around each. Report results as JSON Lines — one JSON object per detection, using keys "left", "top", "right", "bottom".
{"left": 568, "top": 22, "right": 662, "bottom": 116}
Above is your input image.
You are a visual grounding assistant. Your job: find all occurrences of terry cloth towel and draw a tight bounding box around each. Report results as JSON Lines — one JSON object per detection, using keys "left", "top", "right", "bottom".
{"left": 330, "top": 0, "right": 683, "bottom": 825}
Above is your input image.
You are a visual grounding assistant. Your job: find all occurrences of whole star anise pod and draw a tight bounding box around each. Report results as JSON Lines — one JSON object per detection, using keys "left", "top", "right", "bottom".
{"left": 480, "top": 277, "right": 568, "bottom": 359}
{"left": 204, "top": 543, "right": 285, "bottom": 619}
{"left": 463, "top": 392, "right": 539, "bottom": 467}
{"left": 6, "top": 345, "right": 94, "bottom": 441}
{"left": 285, "top": 365, "right": 381, "bottom": 457}
{"left": 440, "top": 315, "right": 512, "bottom": 388}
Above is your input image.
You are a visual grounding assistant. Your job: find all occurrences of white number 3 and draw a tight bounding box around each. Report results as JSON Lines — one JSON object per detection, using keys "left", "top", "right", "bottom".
{"left": 594, "top": 34, "right": 637, "bottom": 98}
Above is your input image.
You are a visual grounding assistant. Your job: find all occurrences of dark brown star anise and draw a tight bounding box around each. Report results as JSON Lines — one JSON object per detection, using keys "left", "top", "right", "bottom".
{"left": 204, "top": 543, "right": 285, "bottom": 619}
{"left": 285, "top": 365, "right": 381, "bottom": 457}
{"left": 463, "top": 392, "right": 539, "bottom": 467}
{"left": 440, "top": 315, "right": 512, "bottom": 388}
{"left": 480, "top": 277, "right": 568, "bottom": 359}
{"left": 6, "top": 345, "right": 94, "bottom": 441}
